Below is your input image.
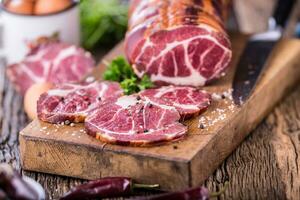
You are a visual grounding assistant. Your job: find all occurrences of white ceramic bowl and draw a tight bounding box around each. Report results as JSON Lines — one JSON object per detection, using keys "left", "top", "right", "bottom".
{"left": 0, "top": 2, "right": 80, "bottom": 64}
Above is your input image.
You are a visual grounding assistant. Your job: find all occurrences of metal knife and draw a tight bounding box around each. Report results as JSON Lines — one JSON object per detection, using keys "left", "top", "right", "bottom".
{"left": 232, "top": 0, "right": 297, "bottom": 105}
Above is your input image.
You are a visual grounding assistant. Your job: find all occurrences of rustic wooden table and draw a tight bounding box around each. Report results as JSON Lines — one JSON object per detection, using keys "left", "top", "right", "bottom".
{"left": 0, "top": 54, "right": 300, "bottom": 199}
{"left": 1, "top": 1, "right": 300, "bottom": 197}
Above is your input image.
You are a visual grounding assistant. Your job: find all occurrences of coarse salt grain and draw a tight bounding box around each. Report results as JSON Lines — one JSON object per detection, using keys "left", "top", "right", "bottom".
{"left": 222, "top": 88, "right": 233, "bottom": 100}
{"left": 212, "top": 93, "right": 222, "bottom": 101}
{"left": 85, "top": 76, "right": 95, "bottom": 83}
{"left": 211, "top": 88, "right": 233, "bottom": 102}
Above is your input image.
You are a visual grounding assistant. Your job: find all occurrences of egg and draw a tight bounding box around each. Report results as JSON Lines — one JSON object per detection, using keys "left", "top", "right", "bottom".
{"left": 5, "top": 0, "right": 35, "bottom": 15}
{"left": 24, "top": 82, "right": 54, "bottom": 120}
{"left": 34, "top": 0, "right": 72, "bottom": 15}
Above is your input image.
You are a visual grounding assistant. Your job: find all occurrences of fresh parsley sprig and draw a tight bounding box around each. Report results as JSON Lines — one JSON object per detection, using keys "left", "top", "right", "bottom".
{"left": 103, "top": 57, "right": 154, "bottom": 95}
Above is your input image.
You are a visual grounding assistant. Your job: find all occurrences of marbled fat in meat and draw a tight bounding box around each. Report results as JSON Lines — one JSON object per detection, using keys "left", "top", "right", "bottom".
{"left": 139, "top": 86, "right": 211, "bottom": 120}
{"left": 85, "top": 95, "right": 187, "bottom": 146}
{"left": 37, "top": 81, "right": 123, "bottom": 124}
{"left": 125, "top": 0, "right": 232, "bottom": 86}
{"left": 7, "top": 42, "right": 95, "bottom": 95}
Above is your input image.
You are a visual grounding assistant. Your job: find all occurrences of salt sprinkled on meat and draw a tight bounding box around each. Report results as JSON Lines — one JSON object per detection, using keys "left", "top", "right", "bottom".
{"left": 115, "top": 96, "right": 139, "bottom": 109}
{"left": 85, "top": 76, "right": 96, "bottom": 83}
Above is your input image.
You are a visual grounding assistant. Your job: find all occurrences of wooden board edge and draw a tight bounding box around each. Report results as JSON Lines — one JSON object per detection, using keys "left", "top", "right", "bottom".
{"left": 189, "top": 39, "right": 300, "bottom": 187}
{"left": 19, "top": 130, "right": 192, "bottom": 190}
{"left": 20, "top": 121, "right": 192, "bottom": 163}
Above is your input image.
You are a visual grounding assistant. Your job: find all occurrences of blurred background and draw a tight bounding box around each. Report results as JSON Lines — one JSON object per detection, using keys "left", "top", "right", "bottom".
{"left": 80, "top": 0, "right": 300, "bottom": 50}
{"left": 80, "top": 0, "right": 128, "bottom": 50}
{"left": 80, "top": 0, "right": 300, "bottom": 51}
{"left": 1, "top": 0, "right": 299, "bottom": 54}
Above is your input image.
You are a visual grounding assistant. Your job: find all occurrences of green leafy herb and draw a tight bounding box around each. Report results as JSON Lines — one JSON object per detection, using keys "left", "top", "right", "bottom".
{"left": 104, "top": 57, "right": 154, "bottom": 95}
{"left": 103, "top": 56, "right": 133, "bottom": 82}
{"left": 139, "top": 75, "right": 154, "bottom": 91}
{"left": 120, "top": 78, "right": 140, "bottom": 95}
{"left": 80, "top": 0, "right": 128, "bottom": 50}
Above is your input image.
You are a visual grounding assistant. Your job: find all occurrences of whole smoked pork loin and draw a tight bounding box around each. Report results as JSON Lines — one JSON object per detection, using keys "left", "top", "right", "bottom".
{"left": 125, "top": 0, "right": 232, "bottom": 86}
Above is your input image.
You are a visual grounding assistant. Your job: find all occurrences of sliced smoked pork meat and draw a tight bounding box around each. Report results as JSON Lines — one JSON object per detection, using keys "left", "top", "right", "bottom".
{"left": 139, "top": 86, "right": 211, "bottom": 120}
{"left": 125, "top": 0, "right": 232, "bottom": 86}
{"left": 37, "top": 81, "right": 123, "bottom": 124}
{"left": 7, "top": 42, "right": 95, "bottom": 95}
{"left": 85, "top": 95, "right": 187, "bottom": 146}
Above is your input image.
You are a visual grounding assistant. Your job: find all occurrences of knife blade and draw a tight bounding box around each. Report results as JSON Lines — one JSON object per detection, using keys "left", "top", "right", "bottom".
{"left": 232, "top": 0, "right": 297, "bottom": 105}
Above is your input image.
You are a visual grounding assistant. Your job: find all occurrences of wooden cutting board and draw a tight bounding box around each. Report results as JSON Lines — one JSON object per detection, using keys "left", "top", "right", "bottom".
{"left": 19, "top": 33, "right": 300, "bottom": 190}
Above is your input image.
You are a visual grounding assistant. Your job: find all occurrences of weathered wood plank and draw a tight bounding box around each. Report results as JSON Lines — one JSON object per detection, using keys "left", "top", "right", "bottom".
{"left": 205, "top": 85, "right": 300, "bottom": 200}
{"left": 19, "top": 84, "right": 300, "bottom": 199}
{"left": 1, "top": 67, "right": 300, "bottom": 200}
{"left": 0, "top": 38, "right": 300, "bottom": 200}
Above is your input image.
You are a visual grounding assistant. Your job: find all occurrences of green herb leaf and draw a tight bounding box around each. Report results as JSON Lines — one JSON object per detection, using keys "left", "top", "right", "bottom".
{"left": 103, "top": 57, "right": 154, "bottom": 95}
{"left": 103, "top": 57, "right": 132, "bottom": 82}
{"left": 139, "top": 75, "right": 154, "bottom": 91}
{"left": 121, "top": 78, "right": 140, "bottom": 95}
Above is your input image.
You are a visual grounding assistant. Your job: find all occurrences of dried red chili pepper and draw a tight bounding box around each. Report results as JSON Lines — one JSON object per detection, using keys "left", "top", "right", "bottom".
{"left": 60, "top": 177, "right": 159, "bottom": 200}
{"left": 0, "top": 164, "right": 38, "bottom": 200}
